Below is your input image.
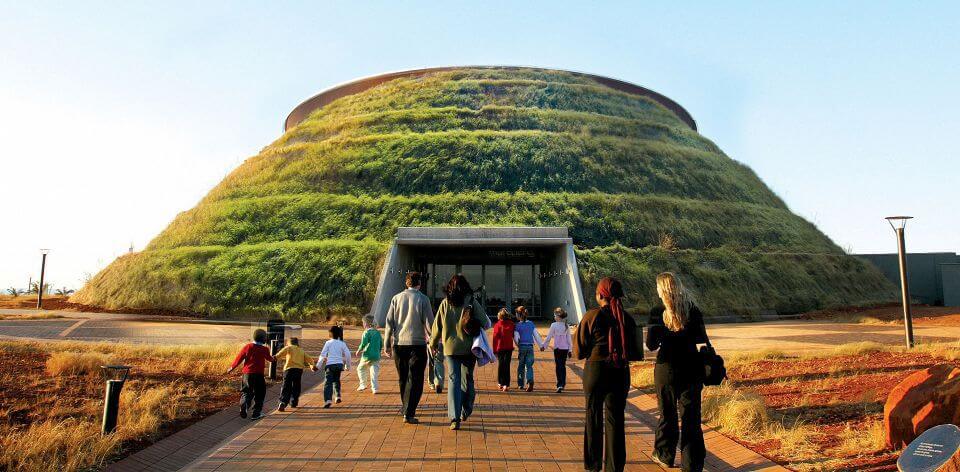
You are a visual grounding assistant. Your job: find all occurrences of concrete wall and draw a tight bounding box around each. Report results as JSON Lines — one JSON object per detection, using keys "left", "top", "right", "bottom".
{"left": 284, "top": 66, "right": 697, "bottom": 132}
{"left": 857, "top": 252, "right": 960, "bottom": 305}
{"left": 942, "top": 264, "right": 960, "bottom": 307}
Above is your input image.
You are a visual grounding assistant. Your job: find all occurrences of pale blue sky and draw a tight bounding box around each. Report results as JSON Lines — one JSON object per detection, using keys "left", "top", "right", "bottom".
{"left": 1, "top": 1, "right": 957, "bottom": 290}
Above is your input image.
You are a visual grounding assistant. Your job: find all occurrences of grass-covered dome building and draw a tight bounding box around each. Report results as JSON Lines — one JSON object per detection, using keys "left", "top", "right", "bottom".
{"left": 74, "top": 66, "right": 894, "bottom": 320}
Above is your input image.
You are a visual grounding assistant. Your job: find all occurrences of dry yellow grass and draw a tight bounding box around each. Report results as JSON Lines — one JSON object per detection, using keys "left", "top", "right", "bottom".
{"left": 45, "top": 351, "right": 112, "bottom": 377}
{"left": 832, "top": 419, "right": 886, "bottom": 457}
{"left": 0, "top": 312, "right": 65, "bottom": 320}
{"left": 0, "top": 340, "right": 236, "bottom": 472}
{"left": 0, "top": 419, "right": 119, "bottom": 472}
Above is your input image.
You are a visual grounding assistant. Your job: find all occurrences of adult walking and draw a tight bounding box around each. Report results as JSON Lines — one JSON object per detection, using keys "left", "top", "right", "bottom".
{"left": 384, "top": 271, "right": 434, "bottom": 424}
{"left": 646, "top": 272, "right": 708, "bottom": 471}
{"left": 429, "top": 274, "right": 490, "bottom": 430}
{"left": 574, "top": 277, "right": 640, "bottom": 472}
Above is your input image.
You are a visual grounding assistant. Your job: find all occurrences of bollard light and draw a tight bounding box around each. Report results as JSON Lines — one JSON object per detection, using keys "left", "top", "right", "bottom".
{"left": 101, "top": 365, "right": 131, "bottom": 435}
{"left": 886, "top": 216, "right": 915, "bottom": 349}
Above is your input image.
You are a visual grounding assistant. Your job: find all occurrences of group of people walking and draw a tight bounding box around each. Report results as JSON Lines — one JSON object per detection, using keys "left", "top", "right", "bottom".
{"left": 227, "top": 270, "right": 711, "bottom": 471}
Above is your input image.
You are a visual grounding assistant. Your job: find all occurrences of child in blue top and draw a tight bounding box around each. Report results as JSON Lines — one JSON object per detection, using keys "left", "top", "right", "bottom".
{"left": 513, "top": 306, "right": 544, "bottom": 391}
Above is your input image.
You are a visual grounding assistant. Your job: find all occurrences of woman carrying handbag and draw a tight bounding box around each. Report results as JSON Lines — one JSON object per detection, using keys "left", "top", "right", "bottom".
{"left": 646, "top": 272, "right": 709, "bottom": 472}
{"left": 429, "top": 274, "right": 490, "bottom": 430}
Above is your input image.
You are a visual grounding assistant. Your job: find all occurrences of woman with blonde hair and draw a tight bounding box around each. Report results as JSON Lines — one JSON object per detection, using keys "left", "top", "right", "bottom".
{"left": 646, "top": 272, "right": 708, "bottom": 471}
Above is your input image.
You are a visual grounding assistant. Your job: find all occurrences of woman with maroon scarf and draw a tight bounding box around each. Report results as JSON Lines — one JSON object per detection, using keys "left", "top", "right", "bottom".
{"left": 573, "top": 277, "right": 639, "bottom": 472}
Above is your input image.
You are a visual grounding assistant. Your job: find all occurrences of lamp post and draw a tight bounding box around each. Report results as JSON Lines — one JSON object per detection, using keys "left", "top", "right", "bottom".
{"left": 37, "top": 249, "right": 50, "bottom": 310}
{"left": 886, "top": 216, "right": 914, "bottom": 349}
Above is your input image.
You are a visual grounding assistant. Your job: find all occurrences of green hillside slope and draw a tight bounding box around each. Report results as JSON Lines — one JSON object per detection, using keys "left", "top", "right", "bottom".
{"left": 74, "top": 67, "right": 894, "bottom": 319}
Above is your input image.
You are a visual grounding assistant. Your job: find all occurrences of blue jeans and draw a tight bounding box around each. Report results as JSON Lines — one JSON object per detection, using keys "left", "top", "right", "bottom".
{"left": 445, "top": 354, "right": 476, "bottom": 421}
{"left": 517, "top": 345, "right": 535, "bottom": 386}
{"left": 429, "top": 348, "right": 445, "bottom": 387}
{"left": 323, "top": 364, "right": 343, "bottom": 402}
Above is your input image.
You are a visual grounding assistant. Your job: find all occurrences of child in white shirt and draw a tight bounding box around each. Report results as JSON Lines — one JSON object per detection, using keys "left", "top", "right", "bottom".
{"left": 542, "top": 307, "right": 573, "bottom": 393}
{"left": 316, "top": 325, "right": 351, "bottom": 408}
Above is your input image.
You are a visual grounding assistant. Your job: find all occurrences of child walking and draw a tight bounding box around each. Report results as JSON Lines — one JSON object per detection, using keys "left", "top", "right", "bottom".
{"left": 492, "top": 308, "right": 516, "bottom": 391}
{"left": 316, "top": 325, "right": 351, "bottom": 408}
{"left": 225, "top": 329, "right": 275, "bottom": 420}
{"left": 513, "top": 306, "right": 544, "bottom": 392}
{"left": 542, "top": 307, "right": 573, "bottom": 393}
{"left": 274, "top": 337, "right": 316, "bottom": 411}
{"left": 355, "top": 315, "right": 383, "bottom": 394}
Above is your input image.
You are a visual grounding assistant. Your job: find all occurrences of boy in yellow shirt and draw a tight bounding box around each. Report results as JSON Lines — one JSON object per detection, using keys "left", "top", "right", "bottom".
{"left": 274, "top": 337, "right": 316, "bottom": 411}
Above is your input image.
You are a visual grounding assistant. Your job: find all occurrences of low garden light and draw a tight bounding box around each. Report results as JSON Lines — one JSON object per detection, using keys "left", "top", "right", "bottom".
{"left": 100, "top": 365, "right": 131, "bottom": 435}
{"left": 886, "top": 216, "right": 914, "bottom": 349}
{"left": 36, "top": 249, "right": 50, "bottom": 309}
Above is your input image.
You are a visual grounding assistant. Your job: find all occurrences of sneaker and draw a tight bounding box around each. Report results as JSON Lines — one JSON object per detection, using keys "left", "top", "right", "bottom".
{"left": 239, "top": 406, "right": 248, "bottom": 419}
{"left": 250, "top": 412, "right": 265, "bottom": 420}
{"left": 357, "top": 386, "right": 367, "bottom": 392}
{"left": 278, "top": 402, "right": 287, "bottom": 412}
{"left": 335, "top": 398, "right": 342, "bottom": 404}
{"left": 323, "top": 401, "right": 332, "bottom": 409}
{"left": 403, "top": 416, "right": 419, "bottom": 424}
{"left": 450, "top": 420, "right": 460, "bottom": 431}
{"left": 290, "top": 400, "right": 298, "bottom": 408}
{"left": 435, "top": 385, "right": 443, "bottom": 394}
{"left": 526, "top": 383, "right": 534, "bottom": 392}
{"left": 372, "top": 389, "right": 378, "bottom": 395}
{"left": 556, "top": 387, "right": 562, "bottom": 393}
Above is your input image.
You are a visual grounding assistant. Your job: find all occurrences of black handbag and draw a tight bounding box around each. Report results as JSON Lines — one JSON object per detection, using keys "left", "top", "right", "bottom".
{"left": 700, "top": 336, "right": 727, "bottom": 386}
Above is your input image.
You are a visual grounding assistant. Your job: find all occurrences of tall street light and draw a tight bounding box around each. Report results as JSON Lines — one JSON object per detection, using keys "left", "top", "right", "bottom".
{"left": 886, "top": 216, "right": 914, "bottom": 348}
{"left": 37, "top": 249, "right": 50, "bottom": 310}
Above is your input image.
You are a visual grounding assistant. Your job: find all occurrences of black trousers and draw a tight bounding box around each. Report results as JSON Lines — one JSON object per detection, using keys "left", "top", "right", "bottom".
{"left": 394, "top": 344, "right": 427, "bottom": 418}
{"left": 280, "top": 368, "right": 303, "bottom": 406}
{"left": 241, "top": 373, "right": 267, "bottom": 416}
{"left": 583, "top": 361, "right": 630, "bottom": 472}
{"left": 496, "top": 350, "right": 513, "bottom": 387}
{"left": 654, "top": 363, "right": 705, "bottom": 472}
{"left": 553, "top": 349, "right": 569, "bottom": 388}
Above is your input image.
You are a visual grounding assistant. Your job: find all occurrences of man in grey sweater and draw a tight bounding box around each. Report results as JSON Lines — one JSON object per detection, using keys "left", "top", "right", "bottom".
{"left": 383, "top": 271, "right": 433, "bottom": 424}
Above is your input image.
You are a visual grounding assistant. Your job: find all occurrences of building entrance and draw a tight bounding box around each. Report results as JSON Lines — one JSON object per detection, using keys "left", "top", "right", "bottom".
{"left": 370, "top": 227, "right": 587, "bottom": 325}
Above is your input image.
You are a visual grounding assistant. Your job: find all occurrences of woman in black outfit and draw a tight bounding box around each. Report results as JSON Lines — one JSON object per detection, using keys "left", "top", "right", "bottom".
{"left": 574, "top": 277, "right": 639, "bottom": 472}
{"left": 646, "top": 272, "right": 707, "bottom": 471}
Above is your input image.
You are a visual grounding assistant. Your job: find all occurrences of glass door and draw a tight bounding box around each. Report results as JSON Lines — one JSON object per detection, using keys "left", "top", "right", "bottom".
{"left": 511, "top": 264, "right": 537, "bottom": 317}
{"left": 484, "top": 265, "right": 507, "bottom": 318}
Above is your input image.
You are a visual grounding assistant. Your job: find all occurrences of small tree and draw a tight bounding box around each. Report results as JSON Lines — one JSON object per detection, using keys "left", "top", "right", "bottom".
{"left": 5, "top": 287, "right": 20, "bottom": 296}
{"left": 55, "top": 287, "right": 74, "bottom": 296}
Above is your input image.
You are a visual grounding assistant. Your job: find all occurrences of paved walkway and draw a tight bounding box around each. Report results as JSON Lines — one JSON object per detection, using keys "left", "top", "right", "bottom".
{"left": 178, "top": 343, "right": 781, "bottom": 472}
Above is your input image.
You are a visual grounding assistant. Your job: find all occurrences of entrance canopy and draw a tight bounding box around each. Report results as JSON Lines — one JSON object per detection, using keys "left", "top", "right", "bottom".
{"left": 371, "top": 227, "right": 587, "bottom": 326}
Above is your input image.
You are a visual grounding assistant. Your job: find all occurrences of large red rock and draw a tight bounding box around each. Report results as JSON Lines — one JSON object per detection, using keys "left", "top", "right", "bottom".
{"left": 884, "top": 364, "right": 960, "bottom": 449}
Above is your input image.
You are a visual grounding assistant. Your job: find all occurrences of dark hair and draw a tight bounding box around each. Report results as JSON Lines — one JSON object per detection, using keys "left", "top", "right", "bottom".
{"left": 329, "top": 325, "right": 343, "bottom": 340}
{"left": 515, "top": 305, "right": 529, "bottom": 321}
{"left": 253, "top": 329, "right": 268, "bottom": 344}
{"left": 406, "top": 271, "right": 423, "bottom": 288}
{"left": 553, "top": 307, "right": 568, "bottom": 320}
{"left": 289, "top": 337, "right": 299, "bottom": 346}
{"left": 443, "top": 274, "right": 473, "bottom": 306}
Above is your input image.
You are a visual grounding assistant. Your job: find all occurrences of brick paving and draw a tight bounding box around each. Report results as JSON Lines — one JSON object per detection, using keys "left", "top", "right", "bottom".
{"left": 173, "top": 334, "right": 784, "bottom": 472}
